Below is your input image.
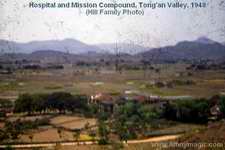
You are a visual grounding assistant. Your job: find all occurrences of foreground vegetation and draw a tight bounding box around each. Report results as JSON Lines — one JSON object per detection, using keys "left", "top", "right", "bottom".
{"left": 0, "top": 92, "right": 225, "bottom": 146}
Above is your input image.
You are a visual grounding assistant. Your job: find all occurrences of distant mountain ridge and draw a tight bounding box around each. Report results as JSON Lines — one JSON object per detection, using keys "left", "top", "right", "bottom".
{"left": 0, "top": 39, "right": 150, "bottom": 55}
{"left": 1, "top": 37, "right": 225, "bottom": 62}
{"left": 223, "top": 42, "right": 225, "bottom": 46}
{"left": 194, "top": 36, "right": 219, "bottom": 44}
{"left": 96, "top": 43, "right": 150, "bottom": 54}
{"left": 0, "top": 39, "right": 101, "bottom": 54}
{"left": 139, "top": 37, "right": 225, "bottom": 61}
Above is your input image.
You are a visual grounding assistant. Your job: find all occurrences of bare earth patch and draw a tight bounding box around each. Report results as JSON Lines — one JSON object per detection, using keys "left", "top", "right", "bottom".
{"left": 50, "top": 115, "right": 97, "bottom": 130}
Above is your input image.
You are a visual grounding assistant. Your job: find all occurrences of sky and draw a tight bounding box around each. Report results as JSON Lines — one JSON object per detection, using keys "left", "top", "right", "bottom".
{"left": 0, "top": 0, "right": 225, "bottom": 47}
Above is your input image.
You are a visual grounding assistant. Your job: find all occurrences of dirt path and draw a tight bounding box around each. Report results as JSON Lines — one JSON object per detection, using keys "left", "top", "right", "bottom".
{"left": 127, "top": 135, "right": 182, "bottom": 144}
{"left": 0, "top": 141, "right": 96, "bottom": 149}
{"left": 0, "top": 134, "right": 181, "bottom": 149}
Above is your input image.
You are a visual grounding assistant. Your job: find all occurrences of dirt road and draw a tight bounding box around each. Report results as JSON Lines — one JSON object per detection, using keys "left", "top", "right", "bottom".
{"left": 127, "top": 135, "right": 182, "bottom": 144}
{"left": 0, "top": 134, "right": 181, "bottom": 149}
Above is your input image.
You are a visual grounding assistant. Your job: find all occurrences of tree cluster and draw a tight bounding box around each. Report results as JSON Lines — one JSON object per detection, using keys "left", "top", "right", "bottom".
{"left": 163, "top": 99, "right": 210, "bottom": 123}
{"left": 14, "top": 92, "right": 88, "bottom": 114}
{"left": 0, "top": 118, "right": 49, "bottom": 142}
{"left": 219, "top": 96, "right": 225, "bottom": 118}
{"left": 112, "top": 102, "right": 160, "bottom": 142}
{"left": 0, "top": 99, "right": 13, "bottom": 117}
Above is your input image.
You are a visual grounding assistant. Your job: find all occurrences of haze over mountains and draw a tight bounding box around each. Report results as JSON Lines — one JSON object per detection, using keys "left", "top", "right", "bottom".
{"left": 139, "top": 37, "right": 225, "bottom": 61}
{"left": 0, "top": 39, "right": 101, "bottom": 54}
{"left": 0, "top": 37, "right": 225, "bottom": 62}
{"left": 96, "top": 43, "right": 150, "bottom": 54}
{"left": 222, "top": 42, "right": 225, "bottom": 46}
{"left": 0, "top": 39, "right": 149, "bottom": 54}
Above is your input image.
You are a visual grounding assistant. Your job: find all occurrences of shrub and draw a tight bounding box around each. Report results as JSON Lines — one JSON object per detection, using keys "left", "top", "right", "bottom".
{"left": 219, "top": 96, "right": 225, "bottom": 118}
{"left": 0, "top": 112, "right": 6, "bottom": 118}
{"left": 98, "top": 139, "right": 108, "bottom": 145}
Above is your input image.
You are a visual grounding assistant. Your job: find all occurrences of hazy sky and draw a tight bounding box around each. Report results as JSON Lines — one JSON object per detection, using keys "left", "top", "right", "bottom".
{"left": 0, "top": 0, "right": 225, "bottom": 47}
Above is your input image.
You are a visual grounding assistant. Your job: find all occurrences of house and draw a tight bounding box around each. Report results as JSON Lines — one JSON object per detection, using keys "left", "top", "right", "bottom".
{"left": 90, "top": 93, "right": 118, "bottom": 113}
{"left": 90, "top": 92, "right": 169, "bottom": 113}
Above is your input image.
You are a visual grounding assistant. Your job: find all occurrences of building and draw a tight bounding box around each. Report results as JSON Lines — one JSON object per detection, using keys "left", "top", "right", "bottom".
{"left": 90, "top": 93, "right": 119, "bottom": 113}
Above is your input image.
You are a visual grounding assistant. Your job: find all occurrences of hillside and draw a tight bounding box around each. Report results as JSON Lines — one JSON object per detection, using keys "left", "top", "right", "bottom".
{"left": 176, "top": 121, "right": 225, "bottom": 146}
{"left": 139, "top": 37, "right": 225, "bottom": 62}
{"left": 0, "top": 39, "right": 101, "bottom": 54}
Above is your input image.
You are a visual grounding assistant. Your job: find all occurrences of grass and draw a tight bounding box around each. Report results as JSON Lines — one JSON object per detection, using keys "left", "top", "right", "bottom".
{"left": 0, "top": 81, "right": 22, "bottom": 91}
{"left": 79, "top": 134, "right": 93, "bottom": 141}
{"left": 44, "top": 85, "right": 63, "bottom": 90}
{"left": 0, "top": 66, "right": 225, "bottom": 98}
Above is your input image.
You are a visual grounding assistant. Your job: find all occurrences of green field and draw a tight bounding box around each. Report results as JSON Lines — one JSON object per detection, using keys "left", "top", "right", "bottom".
{"left": 1, "top": 64, "right": 225, "bottom": 99}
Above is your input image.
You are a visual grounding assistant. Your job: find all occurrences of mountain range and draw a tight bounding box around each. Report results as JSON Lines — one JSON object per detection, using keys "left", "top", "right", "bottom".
{"left": 0, "top": 39, "right": 149, "bottom": 54}
{"left": 139, "top": 37, "right": 225, "bottom": 62}
{"left": 0, "top": 37, "right": 225, "bottom": 62}
{"left": 0, "top": 38, "right": 100, "bottom": 54}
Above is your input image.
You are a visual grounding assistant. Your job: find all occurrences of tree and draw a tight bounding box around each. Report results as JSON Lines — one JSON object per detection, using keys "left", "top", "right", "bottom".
{"left": 14, "top": 94, "right": 33, "bottom": 114}
{"left": 4, "top": 121, "right": 20, "bottom": 140}
{"left": 28, "top": 134, "right": 33, "bottom": 142}
{"left": 0, "top": 129, "right": 9, "bottom": 142}
{"left": 87, "top": 104, "right": 98, "bottom": 117}
{"left": 112, "top": 101, "right": 160, "bottom": 142}
{"left": 14, "top": 92, "right": 89, "bottom": 114}
{"left": 98, "top": 120, "right": 109, "bottom": 145}
{"left": 31, "top": 94, "right": 48, "bottom": 114}
{"left": 163, "top": 99, "right": 210, "bottom": 123}
{"left": 113, "top": 102, "right": 136, "bottom": 141}
{"left": 114, "top": 120, "right": 132, "bottom": 143}
{"left": 0, "top": 100, "right": 13, "bottom": 109}
{"left": 138, "top": 105, "right": 159, "bottom": 131}
{"left": 57, "top": 129, "right": 62, "bottom": 140}
{"left": 4, "top": 145, "right": 14, "bottom": 150}
{"left": 84, "top": 122, "right": 90, "bottom": 131}
{"left": 219, "top": 96, "right": 225, "bottom": 118}
{"left": 73, "top": 130, "right": 81, "bottom": 145}
{"left": 47, "top": 92, "right": 73, "bottom": 113}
